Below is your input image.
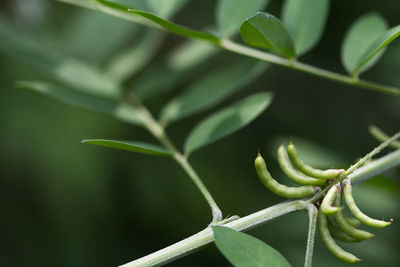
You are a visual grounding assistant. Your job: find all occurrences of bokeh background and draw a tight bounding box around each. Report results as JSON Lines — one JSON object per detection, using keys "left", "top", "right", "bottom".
{"left": 1, "top": 0, "right": 399, "bottom": 266}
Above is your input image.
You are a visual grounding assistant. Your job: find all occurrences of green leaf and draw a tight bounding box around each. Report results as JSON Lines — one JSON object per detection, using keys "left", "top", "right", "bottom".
{"left": 341, "top": 13, "right": 388, "bottom": 75}
{"left": 16, "top": 81, "right": 143, "bottom": 126}
{"left": 81, "top": 139, "right": 171, "bottom": 156}
{"left": 240, "top": 12, "right": 295, "bottom": 58}
{"left": 213, "top": 226, "right": 292, "bottom": 267}
{"left": 353, "top": 25, "right": 400, "bottom": 75}
{"left": 132, "top": 38, "right": 218, "bottom": 100}
{"left": 160, "top": 59, "right": 269, "bottom": 124}
{"left": 59, "top": 7, "right": 140, "bottom": 62}
{"left": 92, "top": 0, "right": 220, "bottom": 43}
{"left": 281, "top": 0, "right": 329, "bottom": 55}
{"left": 104, "top": 0, "right": 191, "bottom": 82}
{"left": 105, "top": 29, "right": 165, "bottom": 83}
{"left": 0, "top": 16, "right": 119, "bottom": 98}
{"left": 216, "top": 0, "right": 270, "bottom": 37}
{"left": 148, "top": 0, "right": 188, "bottom": 18}
{"left": 184, "top": 92, "right": 273, "bottom": 154}
{"left": 166, "top": 37, "right": 218, "bottom": 72}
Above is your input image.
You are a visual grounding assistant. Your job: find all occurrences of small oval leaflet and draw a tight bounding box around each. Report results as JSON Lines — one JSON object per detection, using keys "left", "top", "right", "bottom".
{"left": 341, "top": 12, "right": 388, "bottom": 75}
{"left": 240, "top": 12, "right": 296, "bottom": 58}
{"left": 81, "top": 139, "right": 172, "bottom": 156}
{"left": 184, "top": 92, "right": 273, "bottom": 154}
{"left": 213, "top": 226, "right": 291, "bottom": 267}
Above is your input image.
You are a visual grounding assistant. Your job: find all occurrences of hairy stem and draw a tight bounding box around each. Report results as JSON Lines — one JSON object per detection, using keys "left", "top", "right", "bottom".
{"left": 304, "top": 204, "right": 318, "bottom": 267}
{"left": 125, "top": 95, "right": 222, "bottom": 223}
{"left": 349, "top": 148, "right": 400, "bottom": 184}
{"left": 345, "top": 130, "right": 400, "bottom": 175}
{"left": 121, "top": 148, "right": 400, "bottom": 267}
{"left": 309, "top": 131, "right": 400, "bottom": 203}
{"left": 119, "top": 200, "right": 307, "bottom": 267}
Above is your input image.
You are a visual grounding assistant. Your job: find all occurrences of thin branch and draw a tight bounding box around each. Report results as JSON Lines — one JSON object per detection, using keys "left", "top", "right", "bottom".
{"left": 309, "top": 131, "right": 400, "bottom": 203}
{"left": 304, "top": 204, "right": 318, "bottom": 267}
{"left": 119, "top": 200, "right": 307, "bottom": 267}
{"left": 369, "top": 125, "right": 400, "bottom": 149}
{"left": 120, "top": 148, "right": 400, "bottom": 267}
{"left": 345, "top": 130, "right": 400, "bottom": 175}
{"left": 220, "top": 40, "right": 400, "bottom": 96}
{"left": 124, "top": 94, "right": 223, "bottom": 223}
{"left": 58, "top": 0, "right": 400, "bottom": 97}
{"left": 349, "top": 148, "right": 400, "bottom": 185}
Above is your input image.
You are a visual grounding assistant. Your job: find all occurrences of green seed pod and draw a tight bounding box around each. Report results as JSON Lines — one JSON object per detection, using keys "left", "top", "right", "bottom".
{"left": 346, "top": 215, "right": 361, "bottom": 228}
{"left": 277, "top": 145, "right": 326, "bottom": 186}
{"left": 321, "top": 183, "right": 342, "bottom": 215}
{"left": 254, "top": 153, "right": 318, "bottom": 198}
{"left": 327, "top": 219, "right": 360, "bottom": 243}
{"left": 287, "top": 141, "right": 345, "bottom": 179}
{"left": 333, "top": 194, "right": 374, "bottom": 240}
{"left": 318, "top": 210, "right": 361, "bottom": 263}
{"left": 343, "top": 180, "right": 393, "bottom": 228}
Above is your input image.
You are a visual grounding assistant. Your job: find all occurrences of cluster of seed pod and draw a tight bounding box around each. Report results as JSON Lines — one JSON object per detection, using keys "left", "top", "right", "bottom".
{"left": 254, "top": 141, "right": 344, "bottom": 198}
{"left": 254, "top": 141, "right": 394, "bottom": 263}
{"left": 318, "top": 180, "right": 393, "bottom": 263}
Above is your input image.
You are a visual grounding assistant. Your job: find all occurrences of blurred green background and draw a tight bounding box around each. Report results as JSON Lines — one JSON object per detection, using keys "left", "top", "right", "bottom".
{"left": 1, "top": 0, "right": 399, "bottom": 266}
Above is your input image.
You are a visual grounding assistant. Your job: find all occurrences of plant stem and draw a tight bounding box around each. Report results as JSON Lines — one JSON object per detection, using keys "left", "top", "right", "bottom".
{"left": 349, "top": 148, "right": 400, "bottom": 185}
{"left": 119, "top": 200, "right": 307, "bottom": 267}
{"left": 304, "top": 204, "right": 317, "bottom": 267}
{"left": 125, "top": 95, "right": 222, "bottom": 223}
{"left": 369, "top": 125, "right": 400, "bottom": 149}
{"left": 309, "top": 147, "right": 400, "bottom": 203}
{"left": 219, "top": 40, "right": 400, "bottom": 96}
{"left": 122, "top": 148, "right": 400, "bottom": 267}
{"left": 57, "top": 0, "right": 400, "bottom": 97}
{"left": 345, "top": 130, "right": 400, "bottom": 175}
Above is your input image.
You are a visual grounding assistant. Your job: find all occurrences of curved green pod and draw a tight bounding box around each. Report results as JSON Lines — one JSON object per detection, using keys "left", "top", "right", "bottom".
{"left": 333, "top": 194, "right": 374, "bottom": 240}
{"left": 343, "top": 180, "right": 393, "bottom": 228}
{"left": 346, "top": 215, "right": 361, "bottom": 228}
{"left": 318, "top": 211, "right": 361, "bottom": 263}
{"left": 254, "top": 153, "right": 318, "bottom": 198}
{"left": 277, "top": 145, "right": 326, "bottom": 186}
{"left": 321, "top": 183, "right": 342, "bottom": 215}
{"left": 287, "top": 141, "right": 344, "bottom": 179}
{"left": 327, "top": 219, "right": 361, "bottom": 243}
